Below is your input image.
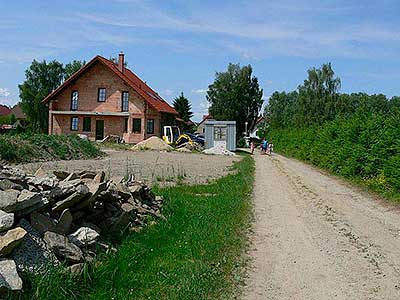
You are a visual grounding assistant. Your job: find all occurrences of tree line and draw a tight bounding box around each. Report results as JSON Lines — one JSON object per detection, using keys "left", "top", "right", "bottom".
{"left": 266, "top": 63, "right": 400, "bottom": 129}
{"left": 266, "top": 63, "right": 400, "bottom": 199}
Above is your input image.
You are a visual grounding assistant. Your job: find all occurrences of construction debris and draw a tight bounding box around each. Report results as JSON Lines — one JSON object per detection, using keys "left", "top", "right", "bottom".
{"left": 0, "top": 164, "right": 164, "bottom": 293}
{"left": 203, "top": 144, "right": 236, "bottom": 156}
{"left": 131, "top": 136, "right": 173, "bottom": 152}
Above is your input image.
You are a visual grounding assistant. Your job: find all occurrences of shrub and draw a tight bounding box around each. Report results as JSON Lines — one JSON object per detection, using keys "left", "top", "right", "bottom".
{"left": 269, "top": 113, "right": 400, "bottom": 199}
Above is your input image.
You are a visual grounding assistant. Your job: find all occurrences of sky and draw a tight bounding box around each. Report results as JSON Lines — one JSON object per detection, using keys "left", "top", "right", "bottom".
{"left": 1, "top": 0, "right": 400, "bottom": 121}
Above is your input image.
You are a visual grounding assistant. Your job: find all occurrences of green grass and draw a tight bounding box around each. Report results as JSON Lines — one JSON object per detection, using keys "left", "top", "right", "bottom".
{"left": 0, "top": 133, "right": 102, "bottom": 163}
{"left": 8, "top": 155, "right": 254, "bottom": 300}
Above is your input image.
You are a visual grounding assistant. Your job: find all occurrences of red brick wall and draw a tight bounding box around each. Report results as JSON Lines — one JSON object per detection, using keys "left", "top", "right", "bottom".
{"left": 49, "top": 61, "right": 166, "bottom": 143}
{"left": 53, "top": 62, "right": 145, "bottom": 113}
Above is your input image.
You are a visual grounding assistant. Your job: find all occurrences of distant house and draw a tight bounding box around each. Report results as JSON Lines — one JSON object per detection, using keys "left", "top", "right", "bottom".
{"left": 43, "top": 53, "right": 178, "bottom": 143}
{"left": 0, "top": 105, "right": 11, "bottom": 117}
{"left": 196, "top": 114, "right": 213, "bottom": 134}
{"left": 10, "top": 104, "right": 26, "bottom": 120}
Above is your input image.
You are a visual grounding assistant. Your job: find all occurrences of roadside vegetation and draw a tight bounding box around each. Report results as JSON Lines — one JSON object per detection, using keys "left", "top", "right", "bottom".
{"left": 0, "top": 133, "right": 101, "bottom": 163}
{"left": 8, "top": 155, "right": 254, "bottom": 300}
{"left": 266, "top": 63, "right": 400, "bottom": 202}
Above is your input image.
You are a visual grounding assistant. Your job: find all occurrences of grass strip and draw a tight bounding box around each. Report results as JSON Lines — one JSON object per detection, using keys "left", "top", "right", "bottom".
{"left": 0, "top": 133, "right": 102, "bottom": 163}
{"left": 9, "top": 154, "right": 254, "bottom": 300}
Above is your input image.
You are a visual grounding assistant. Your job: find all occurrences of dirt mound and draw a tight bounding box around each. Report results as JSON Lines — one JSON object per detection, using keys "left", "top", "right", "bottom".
{"left": 131, "top": 136, "right": 173, "bottom": 152}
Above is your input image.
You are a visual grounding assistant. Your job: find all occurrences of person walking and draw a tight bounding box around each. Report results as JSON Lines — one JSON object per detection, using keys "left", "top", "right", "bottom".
{"left": 250, "top": 140, "right": 255, "bottom": 154}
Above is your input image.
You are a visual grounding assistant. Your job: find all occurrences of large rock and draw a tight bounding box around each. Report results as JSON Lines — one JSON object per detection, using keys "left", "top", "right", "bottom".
{"left": 93, "top": 171, "right": 105, "bottom": 183}
{"left": 70, "top": 182, "right": 107, "bottom": 211}
{"left": 49, "top": 182, "right": 76, "bottom": 200}
{"left": 44, "top": 231, "right": 84, "bottom": 263}
{"left": 0, "top": 211, "right": 14, "bottom": 233}
{"left": 13, "top": 190, "right": 47, "bottom": 216}
{"left": 0, "top": 259, "right": 23, "bottom": 292}
{"left": 11, "top": 219, "right": 59, "bottom": 273}
{"left": 53, "top": 170, "right": 70, "bottom": 180}
{"left": 68, "top": 227, "right": 99, "bottom": 247}
{"left": 0, "top": 227, "right": 27, "bottom": 256}
{"left": 67, "top": 263, "right": 84, "bottom": 274}
{"left": 99, "top": 211, "right": 130, "bottom": 233}
{"left": 30, "top": 212, "right": 57, "bottom": 235}
{"left": 63, "top": 173, "right": 79, "bottom": 182}
{"left": 34, "top": 167, "right": 48, "bottom": 178}
{"left": 79, "top": 171, "right": 96, "bottom": 179}
{"left": 0, "top": 190, "right": 19, "bottom": 212}
{"left": 52, "top": 185, "right": 90, "bottom": 213}
{"left": 0, "top": 179, "right": 25, "bottom": 191}
{"left": 116, "top": 183, "right": 132, "bottom": 200}
{"left": 57, "top": 209, "right": 73, "bottom": 235}
{"left": 27, "top": 177, "right": 56, "bottom": 191}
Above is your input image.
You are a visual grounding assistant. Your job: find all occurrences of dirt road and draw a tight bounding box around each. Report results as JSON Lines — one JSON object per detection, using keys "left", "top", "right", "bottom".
{"left": 244, "top": 154, "right": 400, "bottom": 300}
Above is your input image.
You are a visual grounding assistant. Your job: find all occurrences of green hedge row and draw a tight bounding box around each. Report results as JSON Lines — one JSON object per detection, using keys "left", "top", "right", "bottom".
{"left": 269, "top": 113, "right": 400, "bottom": 199}
{"left": 0, "top": 134, "right": 101, "bottom": 163}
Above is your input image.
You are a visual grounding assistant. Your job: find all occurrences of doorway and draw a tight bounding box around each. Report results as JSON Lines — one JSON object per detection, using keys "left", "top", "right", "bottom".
{"left": 95, "top": 120, "right": 104, "bottom": 140}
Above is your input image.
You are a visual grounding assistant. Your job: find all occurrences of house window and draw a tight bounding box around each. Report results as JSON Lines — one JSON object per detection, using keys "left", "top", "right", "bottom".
{"left": 124, "top": 118, "right": 128, "bottom": 133}
{"left": 121, "top": 92, "right": 129, "bottom": 112}
{"left": 146, "top": 119, "right": 154, "bottom": 134}
{"left": 71, "top": 117, "right": 79, "bottom": 131}
{"left": 98, "top": 88, "right": 106, "bottom": 102}
{"left": 133, "top": 118, "right": 141, "bottom": 133}
{"left": 71, "top": 91, "right": 78, "bottom": 111}
{"left": 83, "top": 117, "right": 91, "bottom": 132}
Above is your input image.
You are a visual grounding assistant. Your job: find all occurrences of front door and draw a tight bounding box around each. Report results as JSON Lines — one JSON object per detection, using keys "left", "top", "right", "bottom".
{"left": 95, "top": 120, "right": 104, "bottom": 140}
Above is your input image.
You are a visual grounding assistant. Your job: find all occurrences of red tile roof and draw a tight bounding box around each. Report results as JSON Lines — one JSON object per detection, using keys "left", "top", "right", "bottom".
{"left": 0, "top": 104, "right": 11, "bottom": 116}
{"left": 43, "top": 55, "right": 177, "bottom": 115}
{"left": 10, "top": 104, "right": 26, "bottom": 119}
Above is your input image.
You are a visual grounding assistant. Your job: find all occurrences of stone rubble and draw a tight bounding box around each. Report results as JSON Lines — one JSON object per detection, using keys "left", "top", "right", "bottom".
{"left": 0, "top": 164, "right": 164, "bottom": 294}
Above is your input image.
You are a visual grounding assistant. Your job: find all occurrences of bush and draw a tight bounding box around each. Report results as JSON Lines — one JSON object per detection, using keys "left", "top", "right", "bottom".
{"left": 269, "top": 113, "right": 400, "bottom": 199}
{"left": 0, "top": 134, "right": 102, "bottom": 163}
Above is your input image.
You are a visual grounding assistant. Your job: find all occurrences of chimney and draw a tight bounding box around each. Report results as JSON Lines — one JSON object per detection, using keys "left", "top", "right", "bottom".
{"left": 118, "top": 51, "right": 124, "bottom": 72}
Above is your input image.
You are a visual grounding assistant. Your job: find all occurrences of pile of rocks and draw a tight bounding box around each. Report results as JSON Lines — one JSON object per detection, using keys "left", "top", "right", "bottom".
{"left": 0, "top": 165, "right": 163, "bottom": 294}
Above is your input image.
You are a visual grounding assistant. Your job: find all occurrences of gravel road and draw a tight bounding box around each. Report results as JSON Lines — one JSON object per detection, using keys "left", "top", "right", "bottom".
{"left": 244, "top": 154, "right": 400, "bottom": 300}
{"left": 18, "top": 150, "right": 240, "bottom": 186}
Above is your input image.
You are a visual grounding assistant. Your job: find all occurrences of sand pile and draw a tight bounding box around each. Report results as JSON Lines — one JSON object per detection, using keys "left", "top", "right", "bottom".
{"left": 203, "top": 144, "right": 235, "bottom": 156}
{"left": 131, "top": 136, "right": 173, "bottom": 151}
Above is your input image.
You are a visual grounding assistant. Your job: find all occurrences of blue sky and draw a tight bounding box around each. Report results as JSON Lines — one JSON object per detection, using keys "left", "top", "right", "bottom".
{"left": 1, "top": 0, "right": 400, "bottom": 121}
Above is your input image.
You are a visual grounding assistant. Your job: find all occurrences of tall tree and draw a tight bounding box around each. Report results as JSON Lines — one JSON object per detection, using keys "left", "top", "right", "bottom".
{"left": 64, "top": 60, "right": 86, "bottom": 80}
{"left": 173, "top": 92, "right": 193, "bottom": 130}
{"left": 297, "top": 62, "right": 341, "bottom": 125}
{"left": 19, "top": 60, "right": 64, "bottom": 132}
{"left": 207, "top": 63, "right": 263, "bottom": 137}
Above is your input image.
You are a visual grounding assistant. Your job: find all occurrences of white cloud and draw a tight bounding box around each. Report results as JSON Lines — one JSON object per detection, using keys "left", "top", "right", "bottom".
{"left": 192, "top": 89, "right": 207, "bottom": 94}
{"left": 163, "top": 89, "right": 174, "bottom": 96}
{"left": 199, "top": 100, "right": 210, "bottom": 109}
{"left": 0, "top": 88, "right": 10, "bottom": 97}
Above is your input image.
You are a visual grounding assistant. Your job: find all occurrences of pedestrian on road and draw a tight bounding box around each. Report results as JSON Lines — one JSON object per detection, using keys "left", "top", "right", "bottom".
{"left": 250, "top": 140, "right": 255, "bottom": 154}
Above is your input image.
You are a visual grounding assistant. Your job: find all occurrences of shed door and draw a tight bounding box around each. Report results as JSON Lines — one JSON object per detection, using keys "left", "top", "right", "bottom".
{"left": 95, "top": 120, "right": 104, "bottom": 140}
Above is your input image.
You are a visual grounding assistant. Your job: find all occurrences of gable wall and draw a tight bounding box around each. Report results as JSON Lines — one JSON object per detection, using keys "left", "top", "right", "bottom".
{"left": 52, "top": 62, "right": 145, "bottom": 113}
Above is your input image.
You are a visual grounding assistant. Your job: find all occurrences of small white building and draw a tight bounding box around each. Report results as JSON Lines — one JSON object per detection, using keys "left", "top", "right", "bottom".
{"left": 204, "top": 120, "right": 236, "bottom": 151}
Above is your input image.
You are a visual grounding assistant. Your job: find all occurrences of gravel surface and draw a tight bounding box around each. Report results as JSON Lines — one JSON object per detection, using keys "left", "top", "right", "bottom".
{"left": 17, "top": 150, "right": 240, "bottom": 186}
{"left": 244, "top": 153, "right": 400, "bottom": 300}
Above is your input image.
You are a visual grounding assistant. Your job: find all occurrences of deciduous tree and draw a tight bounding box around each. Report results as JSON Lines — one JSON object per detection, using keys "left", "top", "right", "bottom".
{"left": 207, "top": 63, "right": 263, "bottom": 138}
{"left": 19, "top": 60, "right": 64, "bottom": 133}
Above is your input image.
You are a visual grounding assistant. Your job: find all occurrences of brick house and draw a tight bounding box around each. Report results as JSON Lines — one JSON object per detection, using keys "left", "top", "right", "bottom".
{"left": 43, "top": 53, "right": 177, "bottom": 143}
